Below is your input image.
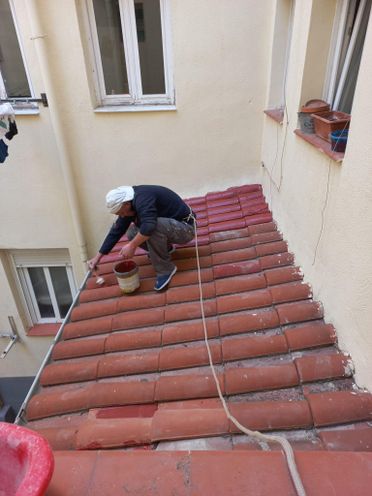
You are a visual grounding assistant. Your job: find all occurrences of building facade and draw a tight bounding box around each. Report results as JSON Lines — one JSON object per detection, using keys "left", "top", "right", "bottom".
{"left": 0, "top": 0, "right": 371, "bottom": 404}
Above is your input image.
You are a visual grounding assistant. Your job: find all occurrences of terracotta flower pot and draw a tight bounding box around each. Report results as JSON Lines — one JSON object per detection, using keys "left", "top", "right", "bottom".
{"left": 312, "top": 111, "right": 350, "bottom": 142}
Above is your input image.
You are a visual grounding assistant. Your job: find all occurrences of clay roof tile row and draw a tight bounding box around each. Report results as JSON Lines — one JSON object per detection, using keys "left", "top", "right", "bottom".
{"left": 21, "top": 183, "right": 372, "bottom": 490}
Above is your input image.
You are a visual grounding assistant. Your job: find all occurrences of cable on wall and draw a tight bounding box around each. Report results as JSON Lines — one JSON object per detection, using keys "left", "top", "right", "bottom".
{"left": 263, "top": 0, "right": 294, "bottom": 201}
{"left": 312, "top": 159, "right": 332, "bottom": 265}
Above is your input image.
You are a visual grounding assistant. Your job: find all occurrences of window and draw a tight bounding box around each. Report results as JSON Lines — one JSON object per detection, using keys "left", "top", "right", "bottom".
{"left": 12, "top": 250, "right": 77, "bottom": 324}
{"left": 0, "top": 0, "right": 32, "bottom": 100}
{"left": 325, "top": 0, "right": 372, "bottom": 113}
{"left": 267, "top": 0, "right": 295, "bottom": 111}
{"left": 86, "top": 0, "right": 174, "bottom": 107}
{"left": 18, "top": 266, "right": 76, "bottom": 324}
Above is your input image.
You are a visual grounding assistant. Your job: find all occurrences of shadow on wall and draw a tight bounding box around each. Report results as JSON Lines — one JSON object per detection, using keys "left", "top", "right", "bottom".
{"left": 0, "top": 377, "right": 34, "bottom": 422}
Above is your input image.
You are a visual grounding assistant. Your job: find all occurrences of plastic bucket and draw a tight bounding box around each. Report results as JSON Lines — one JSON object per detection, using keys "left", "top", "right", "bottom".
{"left": 330, "top": 129, "right": 348, "bottom": 153}
{"left": 0, "top": 422, "right": 54, "bottom": 495}
{"left": 114, "top": 260, "right": 140, "bottom": 294}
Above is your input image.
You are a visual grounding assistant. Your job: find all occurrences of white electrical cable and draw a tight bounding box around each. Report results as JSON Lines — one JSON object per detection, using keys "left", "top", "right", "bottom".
{"left": 191, "top": 216, "right": 307, "bottom": 496}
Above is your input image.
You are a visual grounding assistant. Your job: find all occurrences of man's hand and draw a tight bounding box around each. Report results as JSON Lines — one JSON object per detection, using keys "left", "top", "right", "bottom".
{"left": 120, "top": 242, "right": 136, "bottom": 259}
{"left": 87, "top": 253, "right": 102, "bottom": 270}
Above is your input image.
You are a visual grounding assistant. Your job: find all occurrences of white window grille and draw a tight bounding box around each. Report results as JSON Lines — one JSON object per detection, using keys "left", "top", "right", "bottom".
{"left": 325, "top": 0, "right": 372, "bottom": 113}
{"left": 86, "top": 0, "right": 174, "bottom": 107}
{"left": 12, "top": 250, "right": 77, "bottom": 324}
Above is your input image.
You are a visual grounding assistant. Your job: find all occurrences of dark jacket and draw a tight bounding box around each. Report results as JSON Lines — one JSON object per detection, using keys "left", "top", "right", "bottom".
{"left": 99, "top": 185, "right": 191, "bottom": 254}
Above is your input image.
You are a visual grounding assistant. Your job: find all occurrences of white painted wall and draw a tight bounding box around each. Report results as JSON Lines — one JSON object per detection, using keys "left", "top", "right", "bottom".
{"left": 0, "top": 0, "right": 273, "bottom": 376}
{"left": 261, "top": 0, "right": 372, "bottom": 390}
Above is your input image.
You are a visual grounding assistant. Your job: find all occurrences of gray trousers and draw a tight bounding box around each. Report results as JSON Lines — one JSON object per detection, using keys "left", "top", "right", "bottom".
{"left": 127, "top": 218, "right": 195, "bottom": 275}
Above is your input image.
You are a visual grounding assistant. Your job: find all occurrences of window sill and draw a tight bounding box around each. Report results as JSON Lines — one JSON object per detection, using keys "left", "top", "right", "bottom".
{"left": 94, "top": 104, "right": 177, "bottom": 113}
{"left": 27, "top": 323, "right": 60, "bottom": 337}
{"left": 294, "top": 129, "right": 344, "bottom": 163}
{"left": 264, "top": 108, "right": 284, "bottom": 124}
{"left": 14, "top": 107, "right": 40, "bottom": 116}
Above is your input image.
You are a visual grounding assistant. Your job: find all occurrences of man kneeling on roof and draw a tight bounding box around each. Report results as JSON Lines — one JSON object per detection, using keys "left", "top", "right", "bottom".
{"left": 88, "top": 185, "right": 196, "bottom": 291}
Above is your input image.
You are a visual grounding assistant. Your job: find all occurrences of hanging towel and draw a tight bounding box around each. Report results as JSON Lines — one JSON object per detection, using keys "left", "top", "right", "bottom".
{"left": 0, "top": 103, "right": 15, "bottom": 138}
{"left": 0, "top": 139, "right": 8, "bottom": 164}
{"left": 5, "top": 118, "right": 18, "bottom": 140}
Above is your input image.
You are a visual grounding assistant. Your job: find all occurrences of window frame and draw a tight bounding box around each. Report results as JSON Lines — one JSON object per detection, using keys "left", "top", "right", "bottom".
{"left": 0, "top": 0, "right": 36, "bottom": 107}
{"left": 324, "top": 0, "right": 370, "bottom": 110}
{"left": 16, "top": 263, "right": 76, "bottom": 324}
{"left": 85, "top": 0, "right": 174, "bottom": 108}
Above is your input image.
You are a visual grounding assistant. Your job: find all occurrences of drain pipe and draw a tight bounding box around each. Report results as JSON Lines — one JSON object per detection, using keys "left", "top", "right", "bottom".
{"left": 26, "top": 0, "right": 88, "bottom": 264}
{"left": 14, "top": 271, "right": 91, "bottom": 425}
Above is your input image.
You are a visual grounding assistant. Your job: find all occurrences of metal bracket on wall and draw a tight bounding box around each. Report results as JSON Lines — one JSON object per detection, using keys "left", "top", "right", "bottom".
{"left": 0, "top": 317, "right": 20, "bottom": 359}
{"left": 0, "top": 93, "right": 48, "bottom": 107}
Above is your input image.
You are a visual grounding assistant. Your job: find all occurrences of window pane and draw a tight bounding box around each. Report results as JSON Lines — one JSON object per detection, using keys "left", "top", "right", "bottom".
{"left": 0, "top": 0, "right": 31, "bottom": 97}
{"left": 28, "top": 268, "right": 55, "bottom": 318}
{"left": 135, "top": 0, "right": 165, "bottom": 94}
{"left": 49, "top": 267, "right": 73, "bottom": 319}
{"left": 93, "top": 0, "right": 129, "bottom": 95}
{"left": 337, "top": 0, "right": 372, "bottom": 113}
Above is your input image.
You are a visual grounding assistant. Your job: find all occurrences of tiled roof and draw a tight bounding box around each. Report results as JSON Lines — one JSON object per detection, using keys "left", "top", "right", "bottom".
{"left": 21, "top": 184, "right": 372, "bottom": 494}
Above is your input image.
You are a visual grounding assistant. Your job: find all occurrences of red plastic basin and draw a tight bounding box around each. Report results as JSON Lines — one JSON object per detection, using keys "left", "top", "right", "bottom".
{"left": 0, "top": 422, "right": 54, "bottom": 495}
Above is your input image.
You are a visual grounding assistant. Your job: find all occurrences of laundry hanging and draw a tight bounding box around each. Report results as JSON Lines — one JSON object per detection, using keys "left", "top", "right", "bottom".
{"left": 0, "top": 139, "right": 8, "bottom": 163}
{"left": 0, "top": 103, "right": 18, "bottom": 164}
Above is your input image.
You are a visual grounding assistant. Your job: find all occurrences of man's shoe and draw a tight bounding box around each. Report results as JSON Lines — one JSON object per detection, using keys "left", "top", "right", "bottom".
{"left": 154, "top": 266, "right": 177, "bottom": 291}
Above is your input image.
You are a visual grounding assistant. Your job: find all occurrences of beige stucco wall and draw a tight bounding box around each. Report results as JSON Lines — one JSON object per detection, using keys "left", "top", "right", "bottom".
{"left": 0, "top": 0, "right": 273, "bottom": 377}
{"left": 261, "top": 1, "right": 372, "bottom": 390}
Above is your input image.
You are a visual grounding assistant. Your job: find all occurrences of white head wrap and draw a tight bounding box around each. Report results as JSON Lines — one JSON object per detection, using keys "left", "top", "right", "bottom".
{"left": 106, "top": 186, "right": 135, "bottom": 214}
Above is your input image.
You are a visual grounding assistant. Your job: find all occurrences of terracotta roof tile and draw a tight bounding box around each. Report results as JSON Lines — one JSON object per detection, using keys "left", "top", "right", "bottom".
{"left": 52, "top": 336, "right": 105, "bottom": 360}
{"left": 40, "top": 359, "right": 99, "bottom": 386}
{"left": 63, "top": 316, "right": 112, "bottom": 340}
{"left": 216, "top": 288, "right": 272, "bottom": 313}
{"left": 215, "top": 272, "right": 267, "bottom": 295}
{"left": 151, "top": 408, "right": 230, "bottom": 441}
{"left": 269, "top": 281, "right": 312, "bottom": 303}
{"left": 166, "top": 281, "right": 216, "bottom": 304}
{"left": 210, "top": 237, "right": 253, "bottom": 254}
{"left": 284, "top": 323, "right": 336, "bottom": 350}
{"left": 228, "top": 400, "right": 313, "bottom": 432}
{"left": 219, "top": 308, "right": 280, "bottom": 336}
{"left": 162, "top": 317, "right": 220, "bottom": 344}
{"left": 20, "top": 184, "right": 372, "bottom": 494}
{"left": 47, "top": 450, "right": 372, "bottom": 495}
{"left": 276, "top": 301, "right": 323, "bottom": 325}
{"left": 164, "top": 299, "right": 217, "bottom": 323}
{"left": 306, "top": 391, "right": 372, "bottom": 426}
{"left": 97, "top": 350, "right": 160, "bottom": 378}
{"left": 259, "top": 251, "right": 294, "bottom": 269}
{"left": 154, "top": 373, "right": 224, "bottom": 402}
{"left": 76, "top": 418, "right": 153, "bottom": 449}
{"left": 255, "top": 240, "right": 288, "bottom": 257}
{"left": 319, "top": 426, "right": 372, "bottom": 451}
{"left": 159, "top": 342, "right": 222, "bottom": 371}
{"left": 225, "top": 362, "right": 299, "bottom": 394}
{"left": 105, "top": 327, "right": 162, "bottom": 353}
{"left": 294, "top": 353, "right": 351, "bottom": 383}
{"left": 112, "top": 307, "right": 164, "bottom": 330}
{"left": 211, "top": 246, "right": 256, "bottom": 265}
{"left": 213, "top": 259, "right": 261, "bottom": 279}
{"left": 221, "top": 334, "right": 288, "bottom": 361}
